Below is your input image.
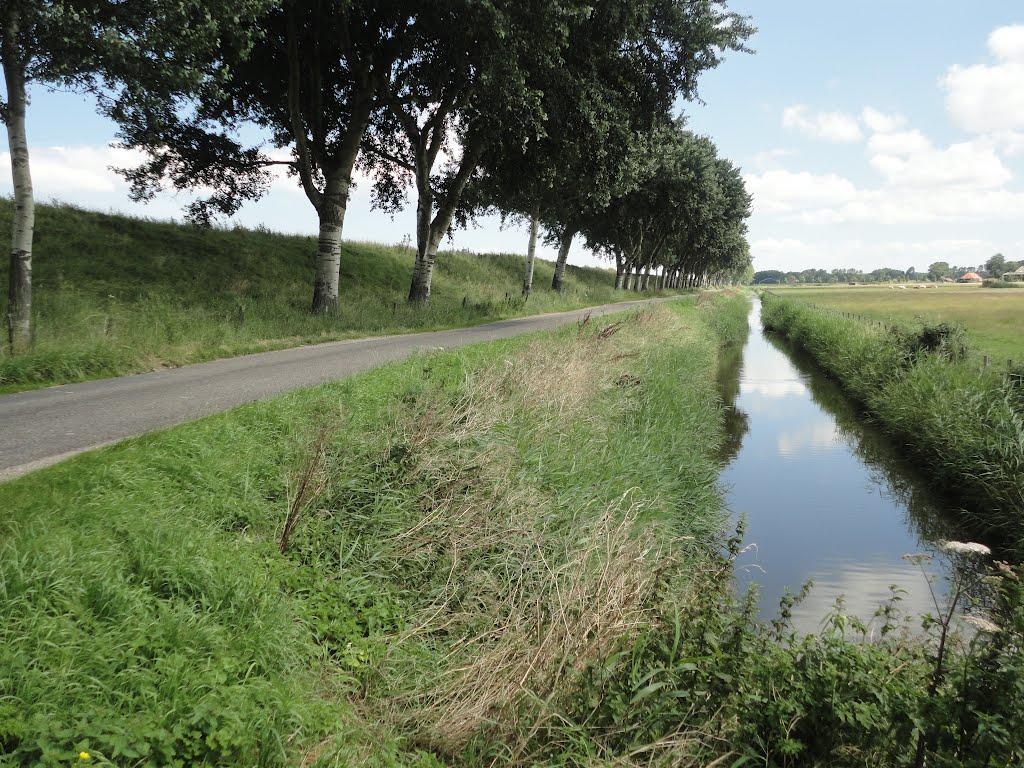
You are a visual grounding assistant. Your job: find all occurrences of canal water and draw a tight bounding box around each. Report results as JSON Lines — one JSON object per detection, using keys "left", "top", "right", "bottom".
{"left": 718, "top": 299, "right": 971, "bottom": 632}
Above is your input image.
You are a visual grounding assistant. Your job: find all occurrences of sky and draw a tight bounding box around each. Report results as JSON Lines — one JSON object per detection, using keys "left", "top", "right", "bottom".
{"left": 2, "top": 1, "right": 1024, "bottom": 274}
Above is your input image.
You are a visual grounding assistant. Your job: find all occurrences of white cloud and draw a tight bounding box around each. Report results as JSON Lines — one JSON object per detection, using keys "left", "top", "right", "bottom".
{"left": 0, "top": 145, "right": 146, "bottom": 194}
{"left": 866, "top": 129, "right": 931, "bottom": 156}
{"left": 861, "top": 107, "right": 907, "bottom": 134}
{"left": 942, "top": 24, "right": 1024, "bottom": 134}
{"left": 751, "top": 148, "right": 799, "bottom": 171}
{"left": 869, "top": 140, "right": 1011, "bottom": 189}
{"left": 782, "top": 105, "right": 863, "bottom": 143}
{"left": 744, "top": 169, "right": 858, "bottom": 212}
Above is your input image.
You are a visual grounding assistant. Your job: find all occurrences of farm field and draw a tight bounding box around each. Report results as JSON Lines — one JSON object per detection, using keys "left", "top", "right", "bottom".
{"left": 769, "top": 284, "right": 1024, "bottom": 362}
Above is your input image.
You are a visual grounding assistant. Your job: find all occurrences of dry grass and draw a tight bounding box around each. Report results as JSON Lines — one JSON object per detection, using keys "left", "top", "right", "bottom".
{"left": 353, "top": 307, "right": 700, "bottom": 761}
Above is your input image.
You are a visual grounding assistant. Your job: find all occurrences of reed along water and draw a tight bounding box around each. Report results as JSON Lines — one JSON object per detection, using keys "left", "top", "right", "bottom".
{"left": 717, "top": 299, "right": 979, "bottom": 632}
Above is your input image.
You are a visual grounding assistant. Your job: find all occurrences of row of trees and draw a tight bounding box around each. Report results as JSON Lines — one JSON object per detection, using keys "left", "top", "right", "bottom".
{"left": 755, "top": 255, "right": 1019, "bottom": 286}
{"left": 3, "top": 0, "right": 754, "bottom": 351}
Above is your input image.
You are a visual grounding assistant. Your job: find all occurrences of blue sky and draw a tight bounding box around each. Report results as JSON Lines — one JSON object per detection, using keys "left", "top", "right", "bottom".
{"left": 4, "top": 1, "right": 1024, "bottom": 273}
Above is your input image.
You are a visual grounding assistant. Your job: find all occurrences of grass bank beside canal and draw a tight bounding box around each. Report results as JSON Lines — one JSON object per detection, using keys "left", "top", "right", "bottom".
{"left": 0, "top": 294, "right": 745, "bottom": 766}
{"left": 765, "top": 284, "right": 1024, "bottom": 362}
{"left": 761, "top": 292, "right": 1024, "bottom": 553}
{"left": 0, "top": 200, "right": 682, "bottom": 394}
{"left": 6, "top": 291, "right": 1024, "bottom": 768}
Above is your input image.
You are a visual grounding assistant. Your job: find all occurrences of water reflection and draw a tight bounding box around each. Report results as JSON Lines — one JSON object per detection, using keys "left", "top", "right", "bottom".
{"left": 715, "top": 325, "right": 750, "bottom": 465}
{"left": 719, "top": 301, "right": 983, "bottom": 633}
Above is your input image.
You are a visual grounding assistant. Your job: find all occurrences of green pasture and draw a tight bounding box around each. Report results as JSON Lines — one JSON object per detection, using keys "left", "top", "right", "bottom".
{"left": 770, "top": 283, "right": 1024, "bottom": 362}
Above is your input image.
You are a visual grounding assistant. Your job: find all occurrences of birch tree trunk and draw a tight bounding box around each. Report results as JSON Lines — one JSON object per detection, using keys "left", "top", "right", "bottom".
{"left": 3, "top": 9, "right": 33, "bottom": 352}
{"left": 408, "top": 137, "right": 482, "bottom": 303}
{"left": 310, "top": 171, "right": 349, "bottom": 313}
{"left": 408, "top": 231, "right": 442, "bottom": 303}
{"left": 522, "top": 209, "right": 539, "bottom": 298}
{"left": 641, "top": 264, "right": 651, "bottom": 291}
{"left": 614, "top": 252, "right": 625, "bottom": 289}
{"left": 550, "top": 227, "right": 575, "bottom": 292}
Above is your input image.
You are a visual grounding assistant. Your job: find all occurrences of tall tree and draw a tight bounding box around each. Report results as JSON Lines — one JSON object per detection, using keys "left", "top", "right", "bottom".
{"left": 1, "top": 0, "right": 270, "bottom": 350}
{"left": 542, "top": 0, "right": 753, "bottom": 291}
{"left": 363, "top": 0, "right": 589, "bottom": 303}
{"left": 115, "top": 1, "right": 419, "bottom": 313}
{"left": 1, "top": 1, "right": 34, "bottom": 351}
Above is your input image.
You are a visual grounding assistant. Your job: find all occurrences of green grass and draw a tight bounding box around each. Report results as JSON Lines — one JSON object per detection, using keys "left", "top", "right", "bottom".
{"left": 769, "top": 283, "right": 1024, "bottom": 363}
{"left": 5, "top": 290, "right": 1024, "bottom": 766}
{"left": 0, "top": 199, "right": 680, "bottom": 391}
{"left": 0, "top": 294, "right": 746, "bottom": 766}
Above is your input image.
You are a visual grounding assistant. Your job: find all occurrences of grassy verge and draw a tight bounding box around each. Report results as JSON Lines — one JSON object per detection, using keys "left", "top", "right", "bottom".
{"left": 0, "top": 293, "right": 744, "bottom": 766}
{"left": 761, "top": 292, "right": 1024, "bottom": 553}
{"left": 0, "top": 200, "right": 681, "bottom": 392}
{"left": 7, "top": 291, "right": 1023, "bottom": 767}
{"left": 766, "top": 284, "right": 1024, "bottom": 361}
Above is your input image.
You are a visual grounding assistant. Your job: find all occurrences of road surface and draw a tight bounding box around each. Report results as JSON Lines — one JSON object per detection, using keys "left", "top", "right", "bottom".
{"left": 1, "top": 297, "right": 678, "bottom": 481}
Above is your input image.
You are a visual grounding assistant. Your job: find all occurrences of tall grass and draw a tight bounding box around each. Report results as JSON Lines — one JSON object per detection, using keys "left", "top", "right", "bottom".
{"left": 761, "top": 293, "right": 1024, "bottom": 552}
{"left": 0, "top": 200, "right": 681, "bottom": 391}
{"left": 0, "top": 294, "right": 745, "bottom": 766}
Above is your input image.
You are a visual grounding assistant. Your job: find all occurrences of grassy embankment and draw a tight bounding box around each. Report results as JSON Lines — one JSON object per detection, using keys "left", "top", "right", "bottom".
{"left": 768, "top": 284, "right": 1024, "bottom": 362}
{"left": 761, "top": 292, "right": 1024, "bottom": 553}
{"left": 0, "top": 294, "right": 745, "bottom": 766}
{"left": 0, "top": 200, "right": 676, "bottom": 392}
{"left": 5, "top": 290, "right": 1024, "bottom": 766}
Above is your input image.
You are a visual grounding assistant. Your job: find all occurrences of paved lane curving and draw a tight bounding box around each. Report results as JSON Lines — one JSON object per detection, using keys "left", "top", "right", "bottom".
{"left": 0, "top": 297, "right": 679, "bottom": 481}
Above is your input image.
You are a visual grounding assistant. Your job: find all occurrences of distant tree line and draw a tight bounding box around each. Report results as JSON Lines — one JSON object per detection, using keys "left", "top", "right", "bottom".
{"left": 1, "top": 0, "right": 755, "bottom": 352}
{"left": 753, "top": 254, "right": 1019, "bottom": 285}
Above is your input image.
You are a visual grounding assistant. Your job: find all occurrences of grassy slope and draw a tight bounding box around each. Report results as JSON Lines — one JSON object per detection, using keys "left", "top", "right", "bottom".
{"left": 770, "top": 284, "right": 1024, "bottom": 362}
{"left": 0, "top": 200, "right": 675, "bottom": 391}
{"left": 0, "top": 294, "right": 748, "bottom": 767}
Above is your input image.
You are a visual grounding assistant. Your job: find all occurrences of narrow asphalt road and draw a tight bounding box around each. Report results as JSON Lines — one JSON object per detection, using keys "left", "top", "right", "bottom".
{"left": 1, "top": 297, "right": 679, "bottom": 481}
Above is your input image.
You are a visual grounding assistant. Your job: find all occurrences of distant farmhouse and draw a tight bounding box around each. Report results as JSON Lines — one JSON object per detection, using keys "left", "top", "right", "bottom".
{"left": 1003, "top": 266, "right": 1024, "bottom": 282}
{"left": 957, "top": 271, "right": 982, "bottom": 283}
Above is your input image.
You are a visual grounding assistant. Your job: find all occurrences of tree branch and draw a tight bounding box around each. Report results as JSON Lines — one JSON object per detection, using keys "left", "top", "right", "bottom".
{"left": 286, "top": 10, "right": 322, "bottom": 210}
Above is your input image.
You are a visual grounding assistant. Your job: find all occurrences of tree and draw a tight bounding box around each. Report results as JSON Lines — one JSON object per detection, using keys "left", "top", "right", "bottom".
{"left": 906, "top": 266, "right": 917, "bottom": 280}
{"left": 753, "top": 270, "right": 785, "bottom": 284}
{"left": 460, "top": 0, "right": 753, "bottom": 295}
{"left": 928, "top": 261, "right": 951, "bottom": 281}
{"left": 116, "top": 0, "right": 424, "bottom": 313}
{"left": 1, "top": 0, "right": 270, "bottom": 349}
{"left": 985, "top": 253, "right": 1006, "bottom": 278}
{"left": 361, "top": 0, "right": 582, "bottom": 303}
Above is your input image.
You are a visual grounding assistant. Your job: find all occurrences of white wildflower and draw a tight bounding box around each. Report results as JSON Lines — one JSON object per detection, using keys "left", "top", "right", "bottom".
{"left": 938, "top": 541, "right": 991, "bottom": 557}
{"left": 963, "top": 615, "right": 1001, "bottom": 633}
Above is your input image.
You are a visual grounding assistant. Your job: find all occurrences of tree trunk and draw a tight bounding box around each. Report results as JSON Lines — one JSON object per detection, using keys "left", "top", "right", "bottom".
{"left": 310, "top": 172, "right": 348, "bottom": 313}
{"left": 641, "top": 264, "right": 651, "bottom": 291}
{"left": 3, "top": 9, "right": 33, "bottom": 353}
{"left": 522, "top": 209, "right": 539, "bottom": 298}
{"left": 551, "top": 227, "right": 575, "bottom": 292}
{"left": 408, "top": 230, "right": 443, "bottom": 303}
{"left": 408, "top": 136, "right": 483, "bottom": 303}
{"left": 632, "top": 269, "right": 642, "bottom": 292}
{"left": 614, "top": 252, "right": 625, "bottom": 289}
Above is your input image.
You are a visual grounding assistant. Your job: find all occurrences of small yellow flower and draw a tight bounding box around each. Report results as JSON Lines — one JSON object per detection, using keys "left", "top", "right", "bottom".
{"left": 78, "top": 752, "right": 91, "bottom": 761}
